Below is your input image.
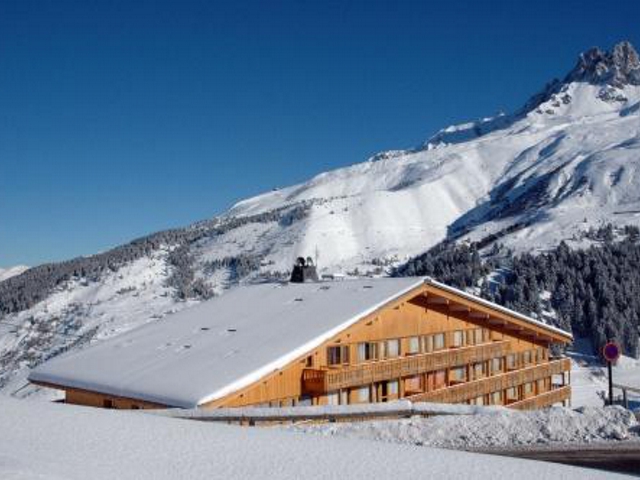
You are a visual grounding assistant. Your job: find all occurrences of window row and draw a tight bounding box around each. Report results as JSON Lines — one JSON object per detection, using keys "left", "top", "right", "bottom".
{"left": 326, "top": 329, "right": 495, "bottom": 366}
{"left": 324, "top": 376, "right": 554, "bottom": 407}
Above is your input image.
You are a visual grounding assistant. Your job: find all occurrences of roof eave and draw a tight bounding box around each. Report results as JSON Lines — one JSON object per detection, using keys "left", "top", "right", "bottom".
{"left": 423, "top": 277, "right": 573, "bottom": 343}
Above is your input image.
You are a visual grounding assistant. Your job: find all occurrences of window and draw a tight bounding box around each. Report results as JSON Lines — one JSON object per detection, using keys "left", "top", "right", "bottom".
{"left": 450, "top": 366, "right": 466, "bottom": 382}
{"left": 433, "top": 333, "right": 445, "bottom": 350}
{"left": 473, "top": 362, "right": 485, "bottom": 379}
{"left": 491, "top": 391, "right": 502, "bottom": 405}
{"left": 474, "top": 395, "right": 485, "bottom": 406}
{"left": 522, "top": 350, "right": 532, "bottom": 365}
{"left": 474, "top": 328, "right": 484, "bottom": 345}
{"left": 340, "top": 390, "right": 349, "bottom": 405}
{"left": 357, "top": 386, "right": 370, "bottom": 403}
{"left": 423, "top": 335, "right": 433, "bottom": 353}
{"left": 491, "top": 357, "right": 502, "bottom": 374}
{"left": 385, "top": 339, "right": 400, "bottom": 358}
{"left": 387, "top": 380, "right": 399, "bottom": 395}
{"left": 524, "top": 382, "right": 534, "bottom": 396}
{"left": 404, "top": 375, "right": 422, "bottom": 394}
{"left": 506, "top": 387, "right": 518, "bottom": 401}
{"left": 433, "top": 370, "right": 446, "bottom": 390}
{"left": 407, "top": 336, "right": 420, "bottom": 355}
{"left": 327, "top": 392, "right": 339, "bottom": 405}
{"left": 327, "top": 345, "right": 349, "bottom": 366}
{"left": 466, "top": 329, "right": 475, "bottom": 346}
{"left": 552, "top": 373, "right": 564, "bottom": 387}
{"left": 506, "top": 354, "right": 517, "bottom": 370}
{"left": 452, "top": 330, "right": 464, "bottom": 348}
{"left": 357, "top": 342, "right": 378, "bottom": 362}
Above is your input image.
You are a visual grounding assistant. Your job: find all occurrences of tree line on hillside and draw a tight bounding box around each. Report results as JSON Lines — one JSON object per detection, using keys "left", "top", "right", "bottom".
{"left": 0, "top": 202, "right": 312, "bottom": 313}
{"left": 395, "top": 225, "right": 640, "bottom": 357}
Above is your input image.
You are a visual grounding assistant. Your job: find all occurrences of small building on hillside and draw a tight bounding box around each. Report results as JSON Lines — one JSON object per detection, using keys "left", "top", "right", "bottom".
{"left": 29, "top": 276, "right": 572, "bottom": 410}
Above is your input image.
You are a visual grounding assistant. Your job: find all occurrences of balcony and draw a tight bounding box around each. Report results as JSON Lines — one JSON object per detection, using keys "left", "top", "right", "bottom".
{"left": 508, "top": 385, "right": 571, "bottom": 410}
{"left": 302, "top": 340, "right": 511, "bottom": 394}
{"left": 407, "top": 358, "right": 571, "bottom": 405}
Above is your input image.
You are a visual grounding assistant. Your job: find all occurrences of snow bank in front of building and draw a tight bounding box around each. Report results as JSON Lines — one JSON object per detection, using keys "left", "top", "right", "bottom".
{"left": 285, "top": 406, "right": 639, "bottom": 449}
{"left": 1, "top": 397, "right": 630, "bottom": 480}
{"left": 153, "top": 399, "right": 505, "bottom": 420}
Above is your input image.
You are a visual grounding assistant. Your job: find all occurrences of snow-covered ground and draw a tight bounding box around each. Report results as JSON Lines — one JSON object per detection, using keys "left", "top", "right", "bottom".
{"left": 0, "top": 397, "right": 634, "bottom": 480}
{"left": 569, "top": 337, "right": 640, "bottom": 409}
{"left": 284, "top": 405, "right": 639, "bottom": 450}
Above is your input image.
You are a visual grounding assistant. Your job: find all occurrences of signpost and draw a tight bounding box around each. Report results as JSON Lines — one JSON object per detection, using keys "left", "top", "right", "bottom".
{"left": 602, "top": 342, "right": 621, "bottom": 406}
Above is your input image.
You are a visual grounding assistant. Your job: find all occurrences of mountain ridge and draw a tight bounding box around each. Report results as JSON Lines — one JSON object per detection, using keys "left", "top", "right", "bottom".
{"left": 1, "top": 40, "right": 640, "bottom": 398}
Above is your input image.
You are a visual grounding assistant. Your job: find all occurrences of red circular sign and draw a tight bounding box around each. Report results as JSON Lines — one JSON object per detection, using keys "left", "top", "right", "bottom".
{"left": 603, "top": 342, "right": 621, "bottom": 362}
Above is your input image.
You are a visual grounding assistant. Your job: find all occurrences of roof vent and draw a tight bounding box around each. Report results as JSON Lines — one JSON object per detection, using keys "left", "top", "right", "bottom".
{"left": 290, "top": 256, "right": 319, "bottom": 283}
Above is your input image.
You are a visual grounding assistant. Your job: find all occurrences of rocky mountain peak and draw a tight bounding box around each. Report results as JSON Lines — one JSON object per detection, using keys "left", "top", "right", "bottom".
{"left": 565, "top": 41, "right": 640, "bottom": 87}
{"left": 520, "top": 41, "right": 640, "bottom": 115}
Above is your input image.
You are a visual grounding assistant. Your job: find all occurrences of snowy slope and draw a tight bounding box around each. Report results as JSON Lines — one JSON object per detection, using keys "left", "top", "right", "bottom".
{"left": 0, "top": 266, "right": 28, "bottom": 283}
{"left": 225, "top": 68, "right": 640, "bottom": 266}
{"left": 1, "top": 41, "right": 640, "bottom": 399}
{"left": 0, "top": 397, "right": 633, "bottom": 480}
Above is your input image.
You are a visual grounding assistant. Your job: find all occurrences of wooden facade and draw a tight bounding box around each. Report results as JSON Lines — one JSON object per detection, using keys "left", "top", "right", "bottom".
{"left": 36, "top": 280, "right": 572, "bottom": 411}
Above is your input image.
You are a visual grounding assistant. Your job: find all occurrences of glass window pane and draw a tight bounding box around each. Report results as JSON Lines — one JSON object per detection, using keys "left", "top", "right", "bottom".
{"left": 424, "top": 335, "right": 433, "bottom": 353}
{"left": 358, "top": 386, "right": 370, "bottom": 402}
{"left": 387, "top": 380, "right": 398, "bottom": 395}
{"left": 386, "top": 339, "right": 400, "bottom": 357}
{"left": 357, "top": 343, "right": 367, "bottom": 362}
{"left": 408, "top": 337, "right": 420, "bottom": 354}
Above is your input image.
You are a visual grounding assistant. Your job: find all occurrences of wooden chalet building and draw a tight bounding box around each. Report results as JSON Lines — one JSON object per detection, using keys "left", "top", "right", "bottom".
{"left": 29, "top": 276, "right": 572, "bottom": 411}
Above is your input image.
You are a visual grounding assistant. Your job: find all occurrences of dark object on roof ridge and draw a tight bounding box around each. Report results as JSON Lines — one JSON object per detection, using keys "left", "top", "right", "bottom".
{"left": 290, "top": 257, "right": 319, "bottom": 283}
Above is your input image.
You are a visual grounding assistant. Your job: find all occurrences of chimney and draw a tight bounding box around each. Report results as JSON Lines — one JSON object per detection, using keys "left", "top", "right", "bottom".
{"left": 290, "top": 257, "right": 319, "bottom": 283}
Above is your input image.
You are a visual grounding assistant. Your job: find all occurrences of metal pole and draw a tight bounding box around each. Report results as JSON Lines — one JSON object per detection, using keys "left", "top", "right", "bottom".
{"left": 608, "top": 360, "right": 614, "bottom": 406}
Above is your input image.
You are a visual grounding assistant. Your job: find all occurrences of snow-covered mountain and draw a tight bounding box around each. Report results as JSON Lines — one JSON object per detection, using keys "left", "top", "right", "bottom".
{"left": 1, "top": 41, "right": 639, "bottom": 398}
{"left": 0, "top": 266, "right": 28, "bottom": 283}
{"left": 225, "top": 41, "right": 640, "bottom": 268}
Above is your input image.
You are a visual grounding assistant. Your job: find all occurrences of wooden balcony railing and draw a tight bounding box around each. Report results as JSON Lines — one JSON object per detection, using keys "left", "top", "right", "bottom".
{"left": 508, "top": 385, "right": 571, "bottom": 410}
{"left": 302, "top": 341, "right": 511, "bottom": 394}
{"left": 407, "top": 358, "right": 571, "bottom": 405}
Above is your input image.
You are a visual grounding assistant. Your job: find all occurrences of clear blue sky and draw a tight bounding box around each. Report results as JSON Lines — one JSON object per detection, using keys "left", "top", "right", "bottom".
{"left": 1, "top": 0, "right": 639, "bottom": 267}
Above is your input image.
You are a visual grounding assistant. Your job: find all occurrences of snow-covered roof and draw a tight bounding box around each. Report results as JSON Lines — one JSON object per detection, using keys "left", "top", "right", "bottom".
{"left": 29, "top": 276, "right": 572, "bottom": 408}
{"left": 29, "top": 277, "right": 423, "bottom": 408}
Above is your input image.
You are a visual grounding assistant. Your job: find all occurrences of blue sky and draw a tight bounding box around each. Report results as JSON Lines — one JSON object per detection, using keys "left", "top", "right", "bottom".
{"left": 1, "top": 0, "right": 639, "bottom": 267}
